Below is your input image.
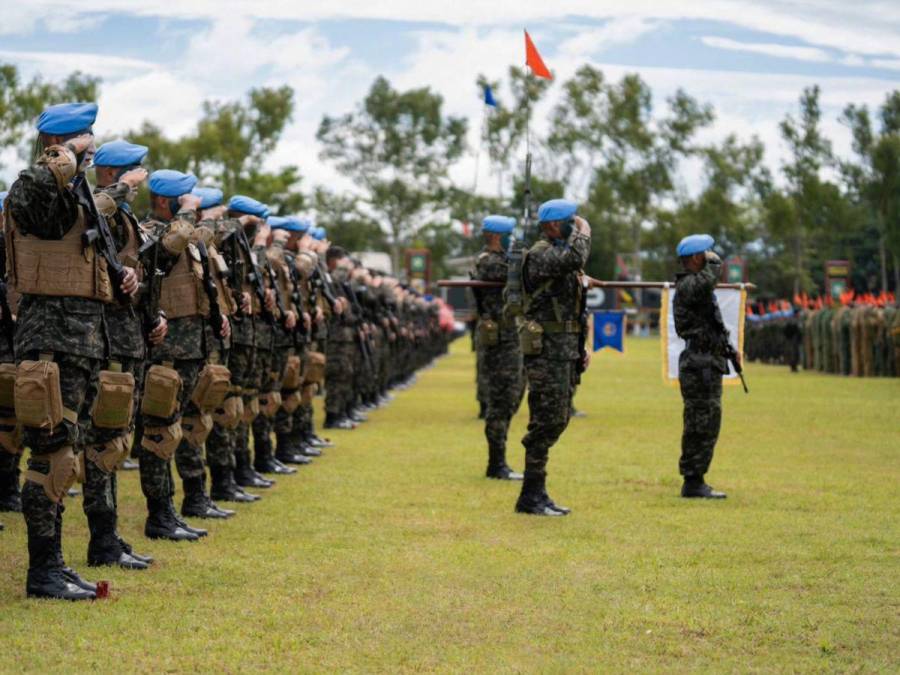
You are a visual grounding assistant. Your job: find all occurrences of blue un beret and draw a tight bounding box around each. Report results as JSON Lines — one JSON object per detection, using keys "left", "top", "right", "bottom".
{"left": 192, "top": 187, "right": 224, "bottom": 209}
{"left": 677, "top": 234, "right": 715, "bottom": 257}
{"left": 148, "top": 169, "right": 197, "bottom": 198}
{"left": 228, "top": 195, "right": 270, "bottom": 219}
{"left": 93, "top": 139, "right": 148, "bottom": 168}
{"left": 288, "top": 217, "right": 312, "bottom": 233}
{"left": 311, "top": 227, "right": 326, "bottom": 241}
{"left": 269, "top": 216, "right": 308, "bottom": 233}
{"left": 0, "top": 191, "right": 7, "bottom": 211}
{"left": 37, "top": 102, "right": 98, "bottom": 135}
{"left": 483, "top": 215, "right": 516, "bottom": 234}
{"left": 537, "top": 199, "right": 577, "bottom": 223}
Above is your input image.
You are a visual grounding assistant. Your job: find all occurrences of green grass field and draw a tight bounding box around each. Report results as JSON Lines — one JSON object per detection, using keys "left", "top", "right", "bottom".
{"left": 0, "top": 337, "right": 897, "bottom": 673}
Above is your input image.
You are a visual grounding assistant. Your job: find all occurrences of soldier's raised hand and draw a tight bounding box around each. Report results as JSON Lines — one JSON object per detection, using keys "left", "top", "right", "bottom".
{"left": 200, "top": 205, "right": 227, "bottom": 221}
{"left": 178, "top": 193, "right": 202, "bottom": 212}
{"left": 120, "top": 167, "right": 148, "bottom": 189}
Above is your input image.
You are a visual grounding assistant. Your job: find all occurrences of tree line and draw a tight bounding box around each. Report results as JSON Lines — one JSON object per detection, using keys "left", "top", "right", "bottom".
{"left": 1, "top": 62, "right": 897, "bottom": 298}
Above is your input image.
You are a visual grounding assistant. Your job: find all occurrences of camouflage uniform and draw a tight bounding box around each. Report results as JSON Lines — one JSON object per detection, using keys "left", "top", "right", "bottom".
{"left": 6, "top": 142, "right": 113, "bottom": 596}
{"left": 325, "top": 265, "right": 358, "bottom": 426}
{"left": 673, "top": 256, "right": 727, "bottom": 480}
{"left": 137, "top": 209, "right": 209, "bottom": 525}
{"left": 472, "top": 247, "right": 524, "bottom": 478}
{"left": 517, "top": 226, "right": 591, "bottom": 511}
{"left": 81, "top": 182, "right": 148, "bottom": 564}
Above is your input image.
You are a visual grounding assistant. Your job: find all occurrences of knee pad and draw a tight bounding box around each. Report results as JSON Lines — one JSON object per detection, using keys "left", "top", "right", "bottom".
{"left": 212, "top": 395, "right": 243, "bottom": 430}
{"left": 25, "top": 445, "right": 77, "bottom": 503}
{"left": 181, "top": 414, "right": 213, "bottom": 449}
{"left": 260, "top": 391, "right": 282, "bottom": 418}
{"left": 85, "top": 435, "right": 130, "bottom": 474}
{"left": 281, "top": 390, "right": 301, "bottom": 414}
{"left": 141, "top": 422, "right": 183, "bottom": 460}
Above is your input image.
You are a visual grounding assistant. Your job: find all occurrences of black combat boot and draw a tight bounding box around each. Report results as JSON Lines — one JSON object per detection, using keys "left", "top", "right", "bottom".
{"left": 168, "top": 498, "right": 207, "bottom": 537}
{"left": 145, "top": 497, "right": 199, "bottom": 541}
{"left": 51, "top": 504, "right": 97, "bottom": 592}
{"left": 115, "top": 533, "right": 154, "bottom": 565}
{"left": 210, "top": 465, "right": 259, "bottom": 503}
{"left": 486, "top": 445, "right": 523, "bottom": 481}
{"left": 235, "top": 447, "right": 273, "bottom": 489}
{"left": 477, "top": 402, "right": 486, "bottom": 419}
{"left": 256, "top": 432, "right": 296, "bottom": 475}
{"left": 87, "top": 512, "right": 148, "bottom": 570}
{"left": 324, "top": 412, "right": 354, "bottom": 430}
{"left": 0, "top": 463, "right": 22, "bottom": 512}
{"left": 273, "top": 433, "right": 307, "bottom": 467}
{"left": 182, "top": 475, "right": 232, "bottom": 519}
{"left": 27, "top": 534, "right": 95, "bottom": 601}
{"left": 515, "top": 472, "right": 567, "bottom": 516}
{"left": 347, "top": 405, "right": 367, "bottom": 423}
{"left": 681, "top": 475, "right": 727, "bottom": 499}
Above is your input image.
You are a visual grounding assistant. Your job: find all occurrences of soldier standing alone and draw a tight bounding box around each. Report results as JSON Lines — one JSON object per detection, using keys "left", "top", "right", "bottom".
{"left": 673, "top": 234, "right": 730, "bottom": 499}
{"left": 515, "top": 199, "right": 591, "bottom": 516}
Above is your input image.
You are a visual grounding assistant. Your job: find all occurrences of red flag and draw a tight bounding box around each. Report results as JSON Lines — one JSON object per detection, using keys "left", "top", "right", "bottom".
{"left": 525, "top": 30, "right": 552, "bottom": 80}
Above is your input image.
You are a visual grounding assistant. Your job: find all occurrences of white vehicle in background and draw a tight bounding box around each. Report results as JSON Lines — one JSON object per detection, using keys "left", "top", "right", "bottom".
{"left": 352, "top": 251, "right": 393, "bottom": 276}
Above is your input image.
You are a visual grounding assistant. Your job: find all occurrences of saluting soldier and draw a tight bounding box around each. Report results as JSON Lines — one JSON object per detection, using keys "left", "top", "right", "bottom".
{"left": 6, "top": 102, "right": 140, "bottom": 599}
{"left": 673, "top": 234, "right": 730, "bottom": 499}
{"left": 87, "top": 139, "right": 163, "bottom": 568}
{"left": 515, "top": 199, "right": 591, "bottom": 516}
{"left": 471, "top": 215, "right": 524, "bottom": 481}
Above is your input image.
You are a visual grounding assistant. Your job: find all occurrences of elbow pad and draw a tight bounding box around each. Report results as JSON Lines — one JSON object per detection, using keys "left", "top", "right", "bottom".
{"left": 38, "top": 145, "right": 78, "bottom": 190}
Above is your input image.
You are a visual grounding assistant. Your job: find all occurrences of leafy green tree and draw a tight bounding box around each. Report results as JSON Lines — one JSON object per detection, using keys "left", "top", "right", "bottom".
{"left": 127, "top": 86, "right": 304, "bottom": 214}
{"left": 317, "top": 76, "right": 467, "bottom": 273}
{"left": 312, "top": 187, "right": 387, "bottom": 253}
{"left": 476, "top": 67, "right": 551, "bottom": 198}
{"left": 0, "top": 63, "right": 100, "bottom": 185}
{"left": 769, "top": 86, "right": 855, "bottom": 296}
{"left": 841, "top": 91, "right": 900, "bottom": 291}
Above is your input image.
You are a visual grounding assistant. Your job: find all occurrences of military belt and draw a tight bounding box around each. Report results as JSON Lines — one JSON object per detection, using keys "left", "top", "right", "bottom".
{"left": 540, "top": 320, "right": 581, "bottom": 334}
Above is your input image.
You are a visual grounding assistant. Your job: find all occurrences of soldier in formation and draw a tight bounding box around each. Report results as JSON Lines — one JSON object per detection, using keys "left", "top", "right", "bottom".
{"left": 0, "top": 100, "right": 451, "bottom": 599}
{"left": 470, "top": 215, "right": 524, "bottom": 481}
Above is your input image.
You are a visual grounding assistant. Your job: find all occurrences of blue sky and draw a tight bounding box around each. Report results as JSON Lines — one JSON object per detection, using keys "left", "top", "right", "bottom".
{"left": 1, "top": 1, "right": 899, "bottom": 197}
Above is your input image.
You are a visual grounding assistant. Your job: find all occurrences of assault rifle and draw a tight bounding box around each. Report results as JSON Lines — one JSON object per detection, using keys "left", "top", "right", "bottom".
{"left": 73, "top": 175, "right": 131, "bottom": 305}
{"left": 263, "top": 255, "right": 296, "bottom": 340}
{"left": 195, "top": 240, "right": 227, "bottom": 353}
{"left": 342, "top": 280, "right": 374, "bottom": 374}
{"left": 285, "top": 254, "right": 309, "bottom": 344}
{"left": 502, "top": 153, "right": 531, "bottom": 322}
{"left": 220, "top": 229, "right": 247, "bottom": 317}
{"left": 235, "top": 229, "right": 275, "bottom": 325}
{"left": 136, "top": 233, "right": 165, "bottom": 338}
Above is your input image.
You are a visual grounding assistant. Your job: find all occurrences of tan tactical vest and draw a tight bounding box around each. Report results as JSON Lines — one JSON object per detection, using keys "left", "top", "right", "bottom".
{"left": 116, "top": 212, "right": 144, "bottom": 283}
{"left": 159, "top": 246, "right": 208, "bottom": 319}
{"left": 6, "top": 207, "right": 113, "bottom": 302}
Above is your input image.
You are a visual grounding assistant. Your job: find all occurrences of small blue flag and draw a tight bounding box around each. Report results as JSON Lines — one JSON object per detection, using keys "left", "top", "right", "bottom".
{"left": 593, "top": 311, "right": 625, "bottom": 352}
{"left": 483, "top": 85, "right": 497, "bottom": 107}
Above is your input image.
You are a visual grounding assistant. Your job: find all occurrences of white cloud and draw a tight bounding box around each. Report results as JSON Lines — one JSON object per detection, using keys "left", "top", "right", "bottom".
{"left": 558, "top": 17, "right": 661, "bottom": 58}
{"left": 6, "top": 0, "right": 900, "bottom": 60}
{"left": 700, "top": 37, "right": 832, "bottom": 64}
{"left": 0, "top": 49, "right": 158, "bottom": 77}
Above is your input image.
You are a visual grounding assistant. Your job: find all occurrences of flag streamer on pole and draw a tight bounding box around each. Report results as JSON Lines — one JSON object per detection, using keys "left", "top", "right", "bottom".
{"left": 524, "top": 30, "right": 553, "bottom": 80}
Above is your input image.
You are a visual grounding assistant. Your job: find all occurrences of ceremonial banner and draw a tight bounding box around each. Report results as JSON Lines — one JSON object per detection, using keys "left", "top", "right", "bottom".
{"left": 660, "top": 285, "right": 746, "bottom": 385}
{"left": 592, "top": 311, "right": 625, "bottom": 352}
